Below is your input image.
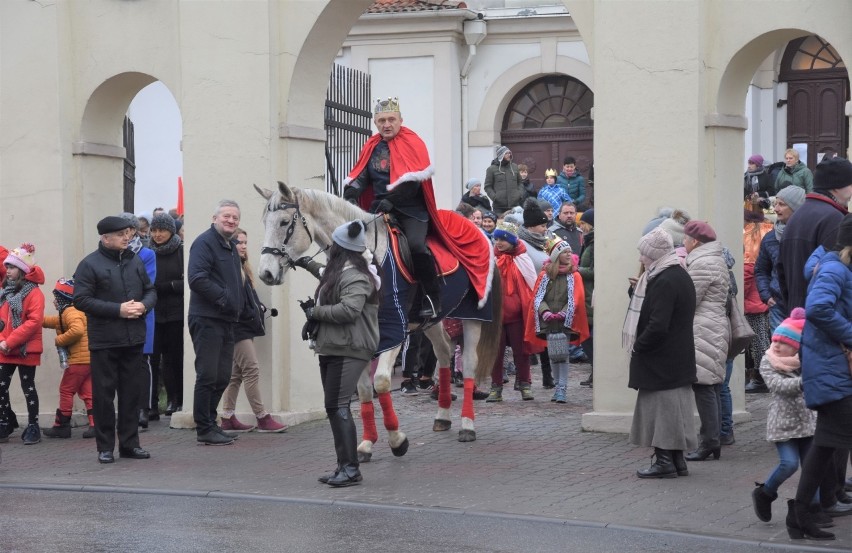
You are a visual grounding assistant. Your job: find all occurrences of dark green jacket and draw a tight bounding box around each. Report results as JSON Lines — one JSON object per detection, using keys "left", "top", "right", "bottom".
{"left": 313, "top": 267, "right": 379, "bottom": 361}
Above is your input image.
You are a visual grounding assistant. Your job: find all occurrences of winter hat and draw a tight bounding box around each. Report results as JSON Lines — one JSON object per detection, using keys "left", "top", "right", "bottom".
{"left": 332, "top": 220, "right": 367, "bottom": 252}
{"left": 657, "top": 208, "right": 690, "bottom": 246}
{"left": 580, "top": 208, "right": 594, "bottom": 227}
{"left": 118, "top": 212, "right": 140, "bottom": 230}
{"left": 683, "top": 220, "right": 717, "bottom": 243}
{"left": 97, "top": 215, "right": 134, "bottom": 235}
{"left": 637, "top": 227, "right": 673, "bottom": 262}
{"left": 495, "top": 145, "right": 511, "bottom": 161}
{"left": 53, "top": 278, "right": 74, "bottom": 302}
{"left": 772, "top": 307, "right": 806, "bottom": 351}
{"left": 3, "top": 243, "right": 36, "bottom": 274}
{"left": 481, "top": 211, "right": 497, "bottom": 224}
{"left": 775, "top": 185, "right": 805, "bottom": 212}
{"left": 747, "top": 154, "right": 764, "bottom": 166}
{"left": 465, "top": 178, "right": 481, "bottom": 191}
{"left": 137, "top": 211, "right": 152, "bottom": 226}
{"left": 547, "top": 237, "right": 572, "bottom": 263}
{"left": 814, "top": 157, "right": 852, "bottom": 190}
{"left": 492, "top": 221, "right": 519, "bottom": 247}
{"left": 836, "top": 213, "right": 852, "bottom": 249}
{"left": 523, "top": 198, "right": 548, "bottom": 227}
{"left": 150, "top": 213, "right": 177, "bottom": 235}
{"left": 174, "top": 218, "right": 184, "bottom": 234}
{"left": 538, "top": 199, "right": 553, "bottom": 213}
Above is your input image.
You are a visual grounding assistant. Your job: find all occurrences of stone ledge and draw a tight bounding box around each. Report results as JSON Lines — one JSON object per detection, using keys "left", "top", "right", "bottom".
{"left": 169, "top": 409, "right": 326, "bottom": 430}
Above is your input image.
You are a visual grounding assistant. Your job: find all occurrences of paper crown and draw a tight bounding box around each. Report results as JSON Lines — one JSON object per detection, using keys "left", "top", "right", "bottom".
{"left": 545, "top": 168, "right": 557, "bottom": 178}
{"left": 374, "top": 97, "right": 400, "bottom": 114}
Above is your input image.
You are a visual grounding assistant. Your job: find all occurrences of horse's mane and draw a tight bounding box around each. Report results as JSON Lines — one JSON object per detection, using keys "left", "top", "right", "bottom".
{"left": 297, "top": 188, "right": 369, "bottom": 226}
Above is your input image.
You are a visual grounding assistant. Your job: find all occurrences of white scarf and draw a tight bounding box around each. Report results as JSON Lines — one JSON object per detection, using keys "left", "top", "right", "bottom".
{"left": 622, "top": 251, "right": 681, "bottom": 351}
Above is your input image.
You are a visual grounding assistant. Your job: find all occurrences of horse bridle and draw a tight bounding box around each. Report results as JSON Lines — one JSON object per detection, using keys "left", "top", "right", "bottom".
{"left": 260, "top": 199, "right": 313, "bottom": 268}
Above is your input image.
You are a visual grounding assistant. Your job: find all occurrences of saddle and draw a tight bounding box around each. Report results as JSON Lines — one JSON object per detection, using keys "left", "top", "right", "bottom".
{"left": 385, "top": 217, "right": 459, "bottom": 284}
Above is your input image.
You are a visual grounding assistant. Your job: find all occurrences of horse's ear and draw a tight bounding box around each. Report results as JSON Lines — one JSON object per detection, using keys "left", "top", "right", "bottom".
{"left": 253, "top": 184, "right": 273, "bottom": 200}
{"left": 278, "top": 180, "right": 295, "bottom": 201}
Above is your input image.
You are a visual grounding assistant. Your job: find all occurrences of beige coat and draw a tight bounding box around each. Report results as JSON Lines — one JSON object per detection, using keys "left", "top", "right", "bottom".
{"left": 686, "top": 241, "right": 730, "bottom": 385}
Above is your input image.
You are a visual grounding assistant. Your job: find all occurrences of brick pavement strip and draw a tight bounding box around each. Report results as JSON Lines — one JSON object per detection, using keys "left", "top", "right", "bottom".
{"left": 0, "top": 366, "right": 849, "bottom": 549}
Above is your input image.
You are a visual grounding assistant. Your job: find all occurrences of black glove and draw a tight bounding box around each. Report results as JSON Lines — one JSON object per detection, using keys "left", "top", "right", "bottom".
{"left": 298, "top": 298, "right": 318, "bottom": 342}
{"left": 298, "top": 297, "right": 316, "bottom": 319}
{"left": 343, "top": 186, "right": 361, "bottom": 204}
{"left": 292, "top": 256, "right": 313, "bottom": 269}
{"left": 373, "top": 198, "right": 394, "bottom": 214}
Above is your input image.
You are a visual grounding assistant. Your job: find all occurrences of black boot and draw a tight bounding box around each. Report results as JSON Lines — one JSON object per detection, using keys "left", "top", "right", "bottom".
{"left": 42, "top": 409, "right": 72, "bottom": 439}
{"left": 685, "top": 445, "right": 720, "bottom": 461}
{"left": 411, "top": 252, "right": 441, "bottom": 319}
{"left": 540, "top": 350, "right": 554, "bottom": 389}
{"left": 671, "top": 450, "right": 688, "bottom": 476}
{"left": 637, "top": 448, "right": 677, "bottom": 478}
{"left": 0, "top": 423, "right": 10, "bottom": 443}
{"left": 138, "top": 408, "right": 149, "bottom": 431}
{"left": 326, "top": 408, "right": 362, "bottom": 488}
{"left": 751, "top": 482, "right": 777, "bottom": 522}
{"left": 165, "top": 399, "right": 177, "bottom": 416}
{"left": 319, "top": 409, "right": 345, "bottom": 484}
{"left": 786, "top": 499, "right": 834, "bottom": 540}
{"left": 82, "top": 409, "right": 95, "bottom": 439}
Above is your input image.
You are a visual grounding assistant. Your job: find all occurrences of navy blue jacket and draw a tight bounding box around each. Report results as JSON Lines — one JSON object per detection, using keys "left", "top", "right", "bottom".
{"left": 754, "top": 227, "right": 781, "bottom": 308}
{"left": 73, "top": 243, "right": 157, "bottom": 351}
{"left": 188, "top": 225, "right": 243, "bottom": 322}
{"left": 802, "top": 250, "right": 852, "bottom": 408}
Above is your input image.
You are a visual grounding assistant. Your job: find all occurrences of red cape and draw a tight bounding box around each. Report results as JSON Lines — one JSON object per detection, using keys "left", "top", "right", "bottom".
{"left": 524, "top": 270, "right": 590, "bottom": 352}
{"left": 346, "top": 128, "right": 491, "bottom": 305}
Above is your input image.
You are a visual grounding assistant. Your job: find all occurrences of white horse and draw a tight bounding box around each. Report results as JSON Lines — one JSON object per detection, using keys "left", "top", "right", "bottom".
{"left": 255, "top": 181, "right": 501, "bottom": 460}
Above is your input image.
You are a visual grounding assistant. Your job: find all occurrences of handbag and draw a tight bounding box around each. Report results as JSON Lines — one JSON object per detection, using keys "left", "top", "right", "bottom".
{"left": 727, "top": 295, "right": 755, "bottom": 358}
{"left": 547, "top": 332, "right": 570, "bottom": 363}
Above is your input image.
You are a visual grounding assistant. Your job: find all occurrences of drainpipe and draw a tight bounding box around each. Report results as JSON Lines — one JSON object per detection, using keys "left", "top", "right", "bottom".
{"left": 461, "top": 16, "right": 487, "bottom": 192}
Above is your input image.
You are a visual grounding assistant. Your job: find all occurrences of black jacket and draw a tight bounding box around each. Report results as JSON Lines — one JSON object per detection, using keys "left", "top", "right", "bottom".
{"left": 628, "top": 265, "right": 697, "bottom": 391}
{"left": 153, "top": 243, "right": 184, "bottom": 324}
{"left": 234, "top": 273, "right": 266, "bottom": 342}
{"left": 188, "top": 225, "right": 243, "bottom": 322}
{"left": 460, "top": 191, "right": 492, "bottom": 212}
{"left": 73, "top": 243, "right": 157, "bottom": 351}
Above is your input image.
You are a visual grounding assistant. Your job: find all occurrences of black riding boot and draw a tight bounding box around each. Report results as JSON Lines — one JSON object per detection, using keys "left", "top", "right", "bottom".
{"left": 326, "top": 408, "right": 362, "bottom": 488}
{"left": 412, "top": 252, "right": 441, "bottom": 319}
{"left": 319, "top": 409, "right": 345, "bottom": 484}
{"left": 637, "top": 448, "right": 677, "bottom": 479}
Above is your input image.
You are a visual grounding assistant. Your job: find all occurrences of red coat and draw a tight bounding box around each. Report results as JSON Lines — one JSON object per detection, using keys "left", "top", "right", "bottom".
{"left": 0, "top": 266, "right": 45, "bottom": 366}
{"left": 0, "top": 245, "right": 7, "bottom": 282}
{"left": 743, "top": 262, "right": 768, "bottom": 315}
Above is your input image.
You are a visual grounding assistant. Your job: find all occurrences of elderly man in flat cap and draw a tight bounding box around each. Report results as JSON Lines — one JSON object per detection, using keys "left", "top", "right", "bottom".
{"left": 73, "top": 216, "right": 157, "bottom": 464}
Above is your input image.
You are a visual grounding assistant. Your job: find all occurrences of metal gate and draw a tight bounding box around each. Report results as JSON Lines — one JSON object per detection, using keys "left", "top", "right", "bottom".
{"left": 325, "top": 64, "right": 372, "bottom": 196}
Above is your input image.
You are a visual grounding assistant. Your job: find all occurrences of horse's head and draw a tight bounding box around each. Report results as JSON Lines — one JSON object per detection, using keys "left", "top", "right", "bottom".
{"left": 254, "top": 181, "right": 316, "bottom": 285}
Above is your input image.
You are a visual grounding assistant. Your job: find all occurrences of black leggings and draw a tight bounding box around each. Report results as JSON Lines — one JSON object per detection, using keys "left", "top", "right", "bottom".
{"left": 319, "top": 355, "right": 367, "bottom": 413}
{"left": 0, "top": 364, "right": 39, "bottom": 424}
{"left": 795, "top": 444, "right": 843, "bottom": 507}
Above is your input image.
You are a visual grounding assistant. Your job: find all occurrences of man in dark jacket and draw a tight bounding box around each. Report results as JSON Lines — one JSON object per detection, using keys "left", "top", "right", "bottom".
{"left": 778, "top": 157, "right": 852, "bottom": 313}
{"left": 548, "top": 201, "right": 583, "bottom": 254}
{"left": 188, "top": 199, "right": 244, "bottom": 445}
{"left": 74, "top": 216, "right": 157, "bottom": 464}
{"left": 484, "top": 145, "right": 524, "bottom": 214}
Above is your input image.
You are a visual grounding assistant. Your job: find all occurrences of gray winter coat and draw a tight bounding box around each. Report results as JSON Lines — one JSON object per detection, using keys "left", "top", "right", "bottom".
{"left": 686, "top": 241, "right": 730, "bottom": 385}
{"left": 312, "top": 266, "right": 379, "bottom": 362}
{"left": 758, "top": 356, "right": 816, "bottom": 442}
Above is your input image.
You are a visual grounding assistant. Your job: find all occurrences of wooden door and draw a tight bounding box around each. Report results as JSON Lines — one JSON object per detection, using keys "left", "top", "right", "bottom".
{"left": 787, "top": 79, "right": 847, "bottom": 167}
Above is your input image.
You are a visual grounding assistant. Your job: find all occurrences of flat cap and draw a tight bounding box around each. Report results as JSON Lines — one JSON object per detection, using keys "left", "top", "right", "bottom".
{"left": 97, "top": 216, "right": 134, "bottom": 235}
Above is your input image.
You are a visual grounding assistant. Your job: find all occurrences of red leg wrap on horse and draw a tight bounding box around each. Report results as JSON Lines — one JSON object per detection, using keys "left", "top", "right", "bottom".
{"left": 378, "top": 392, "right": 399, "bottom": 432}
{"left": 438, "top": 366, "right": 452, "bottom": 409}
{"left": 360, "top": 401, "right": 378, "bottom": 443}
{"left": 462, "top": 379, "right": 475, "bottom": 420}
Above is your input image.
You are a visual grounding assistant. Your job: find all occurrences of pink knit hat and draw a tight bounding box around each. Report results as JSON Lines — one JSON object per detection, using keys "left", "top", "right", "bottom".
{"left": 3, "top": 243, "right": 36, "bottom": 274}
{"left": 772, "top": 307, "right": 806, "bottom": 351}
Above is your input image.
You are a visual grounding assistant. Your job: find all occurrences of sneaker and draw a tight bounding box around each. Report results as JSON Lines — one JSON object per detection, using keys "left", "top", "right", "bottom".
{"left": 552, "top": 386, "right": 567, "bottom": 403}
{"left": 256, "top": 414, "right": 287, "bottom": 433}
{"left": 400, "top": 379, "right": 419, "bottom": 395}
{"left": 221, "top": 415, "right": 255, "bottom": 432}
{"left": 21, "top": 423, "right": 41, "bottom": 445}
{"left": 82, "top": 426, "right": 95, "bottom": 439}
{"left": 720, "top": 432, "right": 735, "bottom": 446}
{"left": 472, "top": 387, "right": 489, "bottom": 400}
{"left": 519, "top": 383, "right": 535, "bottom": 401}
{"left": 197, "top": 430, "right": 235, "bottom": 445}
{"left": 485, "top": 386, "right": 503, "bottom": 403}
{"left": 429, "top": 384, "right": 457, "bottom": 401}
{"left": 418, "top": 379, "right": 434, "bottom": 391}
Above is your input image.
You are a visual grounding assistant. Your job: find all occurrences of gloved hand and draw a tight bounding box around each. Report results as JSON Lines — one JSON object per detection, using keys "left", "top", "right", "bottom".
{"left": 343, "top": 186, "right": 361, "bottom": 204}
{"left": 292, "top": 256, "right": 313, "bottom": 269}
{"left": 298, "top": 297, "right": 316, "bottom": 320}
{"left": 374, "top": 198, "right": 394, "bottom": 214}
{"left": 542, "top": 311, "right": 566, "bottom": 323}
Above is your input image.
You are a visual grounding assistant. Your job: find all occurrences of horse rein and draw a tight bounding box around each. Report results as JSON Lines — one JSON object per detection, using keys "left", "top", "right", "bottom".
{"left": 260, "top": 199, "right": 313, "bottom": 268}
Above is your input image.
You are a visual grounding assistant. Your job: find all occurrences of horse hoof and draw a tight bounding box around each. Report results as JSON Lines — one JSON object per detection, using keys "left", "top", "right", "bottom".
{"left": 458, "top": 429, "right": 476, "bottom": 442}
{"left": 432, "top": 419, "right": 451, "bottom": 432}
{"left": 357, "top": 451, "right": 372, "bottom": 463}
{"left": 390, "top": 437, "right": 409, "bottom": 457}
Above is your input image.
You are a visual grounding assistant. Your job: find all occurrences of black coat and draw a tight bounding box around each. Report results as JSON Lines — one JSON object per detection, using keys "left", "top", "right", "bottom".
{"left": 73, "top": 243, "right": 157, "bottom": 351}
{"left": 234, "top": 274, "right": 266, "bottom": 342}
{"left": 153, "top": 243, "right": 184, "bottom": 324}
{"left": 188, "top": 225, "right": 243, "bottom": 322}
{"left": 460, "top": 191, "right": 492, "bottom": 212}
{"left": 628, "top": 264, "right": 697, "bottom": 391}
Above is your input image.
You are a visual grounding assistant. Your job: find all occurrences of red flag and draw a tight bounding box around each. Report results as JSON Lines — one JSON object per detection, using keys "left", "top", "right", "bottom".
{"left": 177, "top": 176, "right": 184, "bottom": 216}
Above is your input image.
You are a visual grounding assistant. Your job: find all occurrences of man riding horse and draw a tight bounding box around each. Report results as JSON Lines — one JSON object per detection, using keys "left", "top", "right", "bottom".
{"left": 342, "top": 97, "right": 444, "bottom": 320}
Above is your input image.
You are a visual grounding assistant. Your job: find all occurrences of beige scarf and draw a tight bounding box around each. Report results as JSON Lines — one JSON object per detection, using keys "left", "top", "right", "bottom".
{"left": 622, "top": 251, "right": 681, "bottom": 351}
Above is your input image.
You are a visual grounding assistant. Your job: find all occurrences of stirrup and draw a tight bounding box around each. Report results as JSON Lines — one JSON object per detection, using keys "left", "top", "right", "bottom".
{"left": 418, "top": 295, "right": 440, "bottom": 319}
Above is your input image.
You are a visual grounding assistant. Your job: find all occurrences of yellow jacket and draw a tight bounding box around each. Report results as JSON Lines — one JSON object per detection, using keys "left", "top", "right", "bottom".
{"left": 43, "top": 306, "right": 90, "bottom": 366}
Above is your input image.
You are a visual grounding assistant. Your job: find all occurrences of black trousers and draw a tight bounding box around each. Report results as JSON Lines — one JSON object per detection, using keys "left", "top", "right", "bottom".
{"left": 319, "top": 355, "right": 366, "bottom": 412}
{"left": 402, "top": 332, "right": 436, "bottom": 379}
{"left": 90, "top": 346, "right": 144, "bottom": 453}
{"left": 189, "top": 315, "right": 234, "bottom": 435}
{"left": 153, "top": 320, "right": 184, "bottom": 405}
{"left": 397, "top": 214, "right": 428, "bottom": 255}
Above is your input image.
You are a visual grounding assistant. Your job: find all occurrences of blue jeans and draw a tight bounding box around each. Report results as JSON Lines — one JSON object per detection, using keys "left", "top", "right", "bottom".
{"left": 719, "top": 358, "right": 733, "bottom": 437}
{"left": 768, "top": 303, "right": 785, "bottom": 334}
{"left": 765, "top": 437, "right": 815, "bottom": 498}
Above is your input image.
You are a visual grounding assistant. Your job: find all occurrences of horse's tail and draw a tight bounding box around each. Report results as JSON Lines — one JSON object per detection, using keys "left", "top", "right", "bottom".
{"left": 474, "top": 270, "right": 503, "bottom": 385}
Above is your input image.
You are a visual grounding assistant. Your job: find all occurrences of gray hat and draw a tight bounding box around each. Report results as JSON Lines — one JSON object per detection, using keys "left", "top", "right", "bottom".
{"left": 775, "top": 185, "right": 806, "bottom": 212}
{"left": 150, "top": 213, "right": 177, "bottom": 235}
{"left": 638, "top": 227, "right": 674, "bottom": 261}
{"left": 97, "top": 216, "right": 134, "bottom": 235}
{"left": 332, "top": 220, "right": 367, "bottom": 252}
{"left": 495, "top": 145, "right": 511, "bottom": 161}
{"left": 465, "top": 178, "right": 481, "bottom": 191}
{"left": 117, "top": 212, "right": 140, "bottom": 230}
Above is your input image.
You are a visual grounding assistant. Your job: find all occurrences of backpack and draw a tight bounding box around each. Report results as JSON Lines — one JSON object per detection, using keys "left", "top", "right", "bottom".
{"left": 766, "top": 161, "right": 785, "bottom": 190}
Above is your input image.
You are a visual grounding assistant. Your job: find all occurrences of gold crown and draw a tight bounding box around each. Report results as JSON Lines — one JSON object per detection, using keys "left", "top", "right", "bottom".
{"left": 374, "top": 97, "right": 401, "bottom": 114}
{"left": 545, "top": 168, "right": 557, "bottom": 178}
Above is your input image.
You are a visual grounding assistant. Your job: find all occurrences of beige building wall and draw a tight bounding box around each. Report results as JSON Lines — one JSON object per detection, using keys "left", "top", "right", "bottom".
{"left": 0, "top": 0, "right": 849, "bottom": 433}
